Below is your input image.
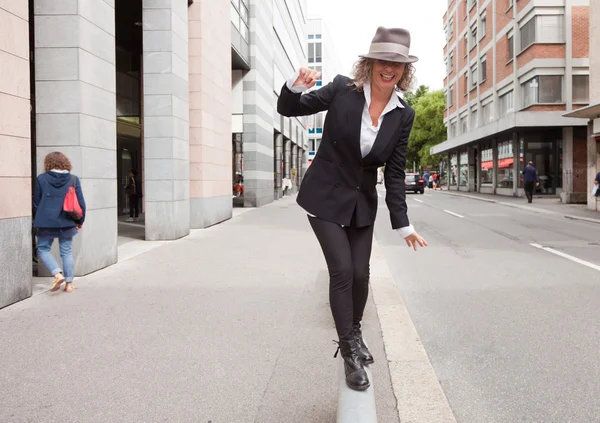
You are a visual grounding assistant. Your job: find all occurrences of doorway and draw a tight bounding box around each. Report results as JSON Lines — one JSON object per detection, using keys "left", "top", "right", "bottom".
{"left": 525, "top": 141, "right": 555, "bottom": 195}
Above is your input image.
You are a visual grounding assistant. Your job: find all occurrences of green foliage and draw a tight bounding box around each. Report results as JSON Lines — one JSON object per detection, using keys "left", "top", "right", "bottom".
{"left": 404, "top": 87, "right": 447, "bottom": 169}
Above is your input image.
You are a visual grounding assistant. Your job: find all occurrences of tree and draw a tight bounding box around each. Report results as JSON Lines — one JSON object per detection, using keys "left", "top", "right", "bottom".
{"left": 405, "top": 88, "right": 447, "bottom": 170}
{"left": 403, "top": 84, "right": 429, "bottom": 108}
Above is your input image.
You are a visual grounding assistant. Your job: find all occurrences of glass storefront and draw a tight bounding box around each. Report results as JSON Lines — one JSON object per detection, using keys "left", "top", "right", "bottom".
{"left": 496, "top": 139, "right": 514, "bottom": 189}
{"left": 481, "top": 144, "right": 493, "bottom": 186}
{"left": 450, "top": 154, "right": 458, "bottom": 186}
{"left": 459, "top": 150, "right": 468, "bottom": 186}
{"left": 521, "top": 128, "right": 562, "bottom": 195}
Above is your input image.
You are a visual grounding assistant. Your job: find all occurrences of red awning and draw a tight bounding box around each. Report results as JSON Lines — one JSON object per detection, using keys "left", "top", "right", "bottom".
{"left": 481, "top": 161, "right": 493, "bottom": 170}
{"left": 498, "top": 158, "right": 514, "bottom": 169}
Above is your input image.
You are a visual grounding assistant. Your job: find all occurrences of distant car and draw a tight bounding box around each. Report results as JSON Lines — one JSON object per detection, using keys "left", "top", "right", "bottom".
{"left": 405, "top": 173, "right": 425, "bottom": 194}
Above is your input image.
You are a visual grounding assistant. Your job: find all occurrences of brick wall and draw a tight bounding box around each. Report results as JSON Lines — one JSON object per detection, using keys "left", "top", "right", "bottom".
{"left": 469, "top": 86, "right": 478, "bottom": 101}
{"left": 517, "top": 44, "right": 566, "bottom": 67}
{"left": 496, "top": 0, "right": 513, "bottom": 32}
{"left": 458, "top": 0, "right": 467, "bottom": 33}
{"left": 518, "top": 0, "right": 532, "bottom": 13}
{"left": 496, "top": 35, "right": 513, "bottom": 82}
{"left": 479, "top": 7, "right": 492, "bottom": 50}
{"left": 572, "top": 6, "right": 589, "bottom": 59}
{"left": 523, "top": 105, "right": 567, "bottom": 112}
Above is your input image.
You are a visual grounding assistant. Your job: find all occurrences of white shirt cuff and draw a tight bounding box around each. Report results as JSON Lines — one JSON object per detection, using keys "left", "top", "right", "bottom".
{"left": 396, "top": 225, "right": 415, "bottom": 238}
{"left": 286, "top": 71, "right": 308, "bottom": 93}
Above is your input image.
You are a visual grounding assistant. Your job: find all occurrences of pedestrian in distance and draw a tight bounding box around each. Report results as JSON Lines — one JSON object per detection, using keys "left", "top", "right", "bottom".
{"left": 125, "top": 169, "right": 142, "bottom": 222}
{"left": 593, "top": 171, "right": 600, "bottom": 197}
{"left": 522, "top": 161, "right": 539, "bottom": 203}
{"left": 33, "top": 152, "right": 86, "bottom": 293}
{"left": 277, "top": 26, "right": 427, "bottom": 392}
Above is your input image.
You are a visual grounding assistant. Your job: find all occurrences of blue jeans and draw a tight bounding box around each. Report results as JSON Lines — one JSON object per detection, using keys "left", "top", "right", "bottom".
{"left": 37, "top": 236, "right": 74, "bottom": 282}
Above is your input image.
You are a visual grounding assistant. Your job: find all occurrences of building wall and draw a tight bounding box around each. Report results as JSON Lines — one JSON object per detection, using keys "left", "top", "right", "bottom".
{"left": 189, "top": 0, "right": 233, "bottom": 228}
{"left": 34, "top": 0, "right": 118, "bottom": 275}
{"left": 142, "top": 0, "right": 190, "bottom": 240}
{"left": 0, "top": 3, "right": 32, "bottom": 308}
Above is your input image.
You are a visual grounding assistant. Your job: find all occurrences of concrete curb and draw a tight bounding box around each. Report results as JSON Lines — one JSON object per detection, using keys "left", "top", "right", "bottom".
{"left": 370, "top": 238, "right": 457, "bottom": 423}
{"left": 440, "top": 190, "right": 600, "bottom": 225}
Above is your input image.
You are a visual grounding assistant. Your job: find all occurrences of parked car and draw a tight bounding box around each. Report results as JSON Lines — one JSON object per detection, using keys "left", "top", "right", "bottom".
{"left": 405, "top": 173, "right": 425, "bottom": 194}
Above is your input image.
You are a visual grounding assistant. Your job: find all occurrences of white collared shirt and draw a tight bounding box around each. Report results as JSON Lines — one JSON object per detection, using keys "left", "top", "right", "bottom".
{"left": 286, "top": 74, "right": 415, "bottom": 238}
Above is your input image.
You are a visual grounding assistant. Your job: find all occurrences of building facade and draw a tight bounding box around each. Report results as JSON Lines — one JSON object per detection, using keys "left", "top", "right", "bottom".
{"left": 433, "top": 0, "right": 590, "bottom": 201}
{"left": 231, "top": 0, "right": 309, "bottom": 204}
{"left": 305, "top": 18, "right": 343, "bottom": 155}
{"left": 564, "top": 0, "right": 600, "bottom": 211}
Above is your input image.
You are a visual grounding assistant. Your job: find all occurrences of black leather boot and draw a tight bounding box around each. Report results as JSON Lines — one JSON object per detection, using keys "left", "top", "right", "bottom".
{"left": 353, "top": 325, "right": 374, "bottom": 365}
{"left": 334, "top": 339, "right": 370, "bottom": 391}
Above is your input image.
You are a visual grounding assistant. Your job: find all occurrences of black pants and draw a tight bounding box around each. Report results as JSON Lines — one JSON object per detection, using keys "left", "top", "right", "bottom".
{"left": 308, "top": 216, "right": 374, "bottom": 342}
{"left": 129, "top": 195, "right": 139, "bottom": 217}
{"left": 525, "top": 181, "right": 535, "bottom": 203}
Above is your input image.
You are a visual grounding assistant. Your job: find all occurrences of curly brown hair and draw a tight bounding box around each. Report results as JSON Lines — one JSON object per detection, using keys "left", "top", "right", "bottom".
{"left": 350, "top": 58, "right": 416, "bottom": 93}
{"left": 44, "top": 152, "right": 72, "bottom": 172}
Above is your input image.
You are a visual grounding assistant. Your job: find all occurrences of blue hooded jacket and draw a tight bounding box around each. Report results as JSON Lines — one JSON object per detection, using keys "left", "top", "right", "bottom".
{"left": 33, "top": 171, "right": 86, "bottom": 229}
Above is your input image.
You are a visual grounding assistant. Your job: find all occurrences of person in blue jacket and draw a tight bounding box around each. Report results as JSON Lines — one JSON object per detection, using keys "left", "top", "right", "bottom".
{"left": 522, "top": 161, "right": 539, "bottom": 203}
{"left": 33, "top": 152, "right": 86, "bottom": 293}
{"left": 594, "top": 171, "right": 600, "bottom": 197}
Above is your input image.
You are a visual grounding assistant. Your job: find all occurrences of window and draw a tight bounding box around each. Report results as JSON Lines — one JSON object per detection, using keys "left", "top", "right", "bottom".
{"left": 231, "top": 0, "right": 248, "bottom": 41}
{"left": 460, "top": 115, "right": 468, "bottom": 134}
{"left": 464, "top": 36, "right": 468, "bottom": 57}
{"left": 447, "top": 85, "right": 454, "bottom": 108}
{"left": 481, "top": 145, "right": 493, "bottom": 185}
{"left": 499, "top": 91, "right": 514, "bottom": 117}
{"left": 470, "top": 25, "right": 477, "bottom": 50}
{"left": 308, "top": 34, "right": 314, "bottom": 39}
{"left": 449, "top": 17, "right": 454, "bottom": 40}
{"left": 508, "top": 35, "right": 514, "bottom": 60}
{"left": 315, "top": 43, "right": 322, "bottom": 62}
{"left": 469, "top": 0, "right": 476, "bottom": 10}
{"left": 482, "top": 102, "right": 493, "bottom": 123}
{"left": 471, "top": 108, "right": 478, "bottom": 128}
{"left": 315, "top": 34, "right": 322, "bottom": 39}
{"left": 449, "top": 51, "right": 454, "bottom": 74}
{"left": 573, "top": 75, "right": 589, "bottom": 103}
{"left": 480, "top": 12, "right": 487, "bottom": 39}
{"left": 522, "top": 75, "right": 563, "bottom": 108}
{"left": 496, "top": 140, "right": 514, "bottom": 188}
{"left": 450, "top": 122, "right": 457, "bottom": 138}
{"left": 308, "top": 43, "right": 314, "bottom": 63}
{"left": 520, "top": 18, "right": 536, "bottom": 51}
{"left": 459, "top": 150, "right": 469, "bottom": 186}
{"left": 471, "top": 64, "right": 478, "bottom": 87}
{"left": 480, "top": 55, "right": 487, "bottom": 82}
{"left": 520, "top": 15, "right": 565, "bottom": 52}
{"left": 464, "top": 72, "right": 469, "bottom": 95}
{"left": 450, "top": 154, "right": 458, "bottom": 186}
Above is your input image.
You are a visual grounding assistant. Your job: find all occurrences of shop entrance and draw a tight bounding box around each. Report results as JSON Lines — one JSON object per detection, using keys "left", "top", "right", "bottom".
{"left": 525, "top": 142, "right": 555, "bottom": 195}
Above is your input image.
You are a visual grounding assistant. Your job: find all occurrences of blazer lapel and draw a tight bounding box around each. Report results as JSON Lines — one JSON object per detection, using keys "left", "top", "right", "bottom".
{"left": 363, "top": 107, "right": 403, "bottom": 164}
{"left": 345, "top": 89, "right": 366, "bottom": 158}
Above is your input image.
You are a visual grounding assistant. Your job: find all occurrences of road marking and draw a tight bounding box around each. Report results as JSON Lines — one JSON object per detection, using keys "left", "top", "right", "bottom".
{"left": 530, "top": 243, "right": 600, "bottom": 272}
{"left": 425, "top": 194, "right": 433, "bottom": 197}
{"left": 413, "top": 198, "right": 424, "bottom": 203}
{"left": 443, "top": 210, "right": 464, "bottom": 218}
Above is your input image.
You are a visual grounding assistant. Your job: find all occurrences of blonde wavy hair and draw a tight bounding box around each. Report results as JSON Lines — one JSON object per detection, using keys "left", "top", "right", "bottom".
{"left": 351, "top": 58, "right": 416, "bottom": 92}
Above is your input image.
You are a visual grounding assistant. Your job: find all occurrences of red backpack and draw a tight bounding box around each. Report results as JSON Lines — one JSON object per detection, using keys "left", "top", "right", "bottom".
{"left": 63, "top": 175, "right": 83, "bottom": 221}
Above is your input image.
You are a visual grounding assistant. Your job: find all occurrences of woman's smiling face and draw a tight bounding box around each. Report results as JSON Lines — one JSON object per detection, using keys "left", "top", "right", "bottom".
{"left": 371, "top": 59, "right": 406, "bottom": 90}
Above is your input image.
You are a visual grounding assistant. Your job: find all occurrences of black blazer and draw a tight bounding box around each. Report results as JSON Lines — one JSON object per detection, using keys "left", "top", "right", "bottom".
{"left": 277, "top": 74, "right": 415, "bottom": 229}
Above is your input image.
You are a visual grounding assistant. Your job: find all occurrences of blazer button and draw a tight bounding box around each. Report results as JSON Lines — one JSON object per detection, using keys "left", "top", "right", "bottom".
{"left": 335, "top": 183, "right": 340, "bottom": 188}
{"left": 356, "top": 186, "right": 360, "bottom": 191}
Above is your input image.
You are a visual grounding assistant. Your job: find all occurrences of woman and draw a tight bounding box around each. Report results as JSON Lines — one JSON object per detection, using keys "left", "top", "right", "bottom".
{"left": 277, "top": 27, "right": 427, "bottom": 391}
{"left": 33, "top": 152, "right": 86, "bottom": 293}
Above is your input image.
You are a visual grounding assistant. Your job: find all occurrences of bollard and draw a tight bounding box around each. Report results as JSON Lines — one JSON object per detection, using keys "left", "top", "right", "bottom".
{"left": 336, "top": 339, "right": 377, "bottom": 423}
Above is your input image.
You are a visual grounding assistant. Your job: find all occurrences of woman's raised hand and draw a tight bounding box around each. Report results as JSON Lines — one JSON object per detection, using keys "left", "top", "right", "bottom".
{"left": 293, "top": 68, "right": 321, "bottom": 89}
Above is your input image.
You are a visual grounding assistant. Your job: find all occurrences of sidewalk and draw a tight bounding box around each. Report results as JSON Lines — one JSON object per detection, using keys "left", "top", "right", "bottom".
{"left": 440, "top": 190, "right": 600, "bottom": 224}
{"left": 1, "top": 196, "right": 405, "bottom": 423}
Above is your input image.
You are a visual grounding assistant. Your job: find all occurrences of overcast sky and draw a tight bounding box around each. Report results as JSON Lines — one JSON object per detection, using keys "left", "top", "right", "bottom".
{"left": 306, "top": 0, "right": 447, "bottom": 91}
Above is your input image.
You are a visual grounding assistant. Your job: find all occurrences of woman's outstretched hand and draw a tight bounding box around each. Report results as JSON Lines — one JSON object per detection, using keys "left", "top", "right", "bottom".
{"left": 293, "top": 68, "right": 321, "bottom": 89}
{"left": 404, "top": 232, "right": 428, "bottom": 251}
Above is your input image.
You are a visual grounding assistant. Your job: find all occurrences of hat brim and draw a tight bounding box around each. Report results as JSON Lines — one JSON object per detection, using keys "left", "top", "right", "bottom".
{"left": 358, "top": 52, "right": 419, "bottom": 63}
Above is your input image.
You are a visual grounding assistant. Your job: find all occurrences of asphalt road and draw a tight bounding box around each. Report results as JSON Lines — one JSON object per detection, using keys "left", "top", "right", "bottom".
{"left": 374, "top": 188, "right": 600, "bottom": 423}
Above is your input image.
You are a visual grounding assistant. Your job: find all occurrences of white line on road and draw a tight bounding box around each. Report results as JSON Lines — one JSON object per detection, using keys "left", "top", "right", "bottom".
{"left": 530, "top": 243, "right": 600, "bottom": 272}
{"left": 413, "top": 198, "right": 424, "bottom": 203}
{"left": 443, "top": 210, "right": 464, "bottom": 218}
{"left": 425, "top": 194, "right": 433, "bottom": 197}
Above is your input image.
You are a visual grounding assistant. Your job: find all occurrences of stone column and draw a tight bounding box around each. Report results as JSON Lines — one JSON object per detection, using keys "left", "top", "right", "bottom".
{"left": 588, "top": 122, "right": 599, "bottom": 210}
{"left": 35, "top": 0, "right": 118, "bottom": 275}
{"left": 561, "top": 127, "right": 574, "bottom": 203}
{"left": 274, "top": 133, "right": 283, "bottom": 198}
{"left": 188, "top": 0, "right": 232, "bottom": 228}
{"left": 512, "top": 132, "right": 519, "bottom": 196}
{"left": 0, "top": 4, "right": 32, "bottom": 307}
{"left": 242, "top": 0, "right": 274, "bottom": 207}
{"left": 284, "top": 139, "right": 291, "bottom": 179}
{"left": 492, "top": 138, "right": 498, "bottom": 195}
{"left": 143, "top": 0, "right": 190, "bottom": 240}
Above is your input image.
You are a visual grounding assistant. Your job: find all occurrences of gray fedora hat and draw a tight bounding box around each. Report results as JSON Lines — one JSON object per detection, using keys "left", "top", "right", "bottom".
{"left": 359, "top": 27, "right": 418, "bottom": 63}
